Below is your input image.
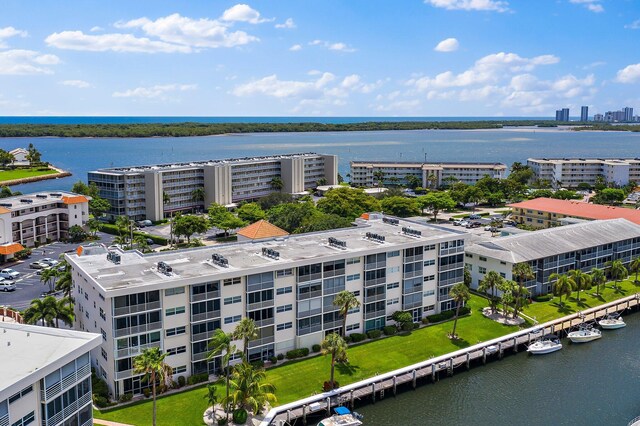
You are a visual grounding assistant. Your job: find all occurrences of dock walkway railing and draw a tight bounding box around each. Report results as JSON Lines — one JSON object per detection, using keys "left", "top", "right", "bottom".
{"left": 260, "top": 293, "right": 640, "bottom": 426}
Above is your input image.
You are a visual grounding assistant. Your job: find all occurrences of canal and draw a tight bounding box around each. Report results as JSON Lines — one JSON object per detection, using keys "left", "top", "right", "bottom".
{"left": 357, "top": 312, "right": 640, "bottom": 426}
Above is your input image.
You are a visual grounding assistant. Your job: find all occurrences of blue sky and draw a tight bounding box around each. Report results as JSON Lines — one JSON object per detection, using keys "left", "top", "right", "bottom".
{"left": 0, "top": 0, "right": 639, "bottom": 117}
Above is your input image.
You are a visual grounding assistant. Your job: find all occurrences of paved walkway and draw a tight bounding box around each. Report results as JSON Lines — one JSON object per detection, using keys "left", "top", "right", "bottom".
{"left": 93, "top": 419, "right": 135, "bottom": 426}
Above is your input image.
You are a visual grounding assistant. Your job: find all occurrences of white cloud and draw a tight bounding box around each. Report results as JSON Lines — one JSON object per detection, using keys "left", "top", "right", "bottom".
{"left": 0, "top": 49, "right": 60, "bottom": 75}
{"left": 582, "top": 61, "right": 606, "bottom": 69}
{"left": 425, "top": 0, "right": 510, "bottom": 12}
{"left": 113, "top": 83, "right": 197, "bottom": 99}
{"left": 625, "top": 19, "right": 640, "bottom": 30}
{"left": 289, "top": 44, "right": 302, "bottom": 51}
{"left": 569, "top": 0, "right": 604, "bottom": 13}
{"left": 221, "top": 4, "right": 271, "bottom": 24}
{"left": 60, "top": 79, "right": 91, "bottom": 88}
{"left": 46, "top": 31, "right": 193, "bottom": 53}
{"left": 233, "top": 73, "right": 334, "bottom": 98}
{"left": 0, "top": 26, "right": 27, "bottom": 48}
{"left": 275, "top": 18, "right": 296, "bottom": 29}
{"left": 308, "top": 40, "right": 356, "bottom": 53}
{"left": 616, "top": 64, "right": 640, "bottom": 84}
{"left": 90, "top": 26, "right": 104, "bottom": 32}
{"left": 434, "top": 37, "right": 459, "bottom": 52}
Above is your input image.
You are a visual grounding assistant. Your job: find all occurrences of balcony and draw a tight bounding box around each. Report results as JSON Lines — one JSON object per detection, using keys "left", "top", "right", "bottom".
{"left": 113, "top": 321, "right": 162, "bottom": 338}
{"left": 115, "top": 368, "right": 135, "bottom": 380}
{"left": 191, "top": 331, "right": 212, "bottom": 343}
{"left": 439, "top": 277, "right": 462, "bottom": 287}
{"left": 297, "top": 324, "right": 323, "bottom": 336}
{"left": 440, "top": 246, "right": 464, "bottom": 256}
{"left": 364, "top": 277, "right": 386, "bottom": 287}
{"left": 404, "top": 254, "right": 423, "bottom": 263}
{"left": 247, "top": 299, "right": 274, "bottom": 312}
{"left": 323, "top": 269, "right": 345, "bottom": 278}
{"left": 0, "top": 413, "right": 8, "bottom": 426}
{"left": 403, "top": 270, "right": 422, "bottom": 280}
{"left": 364, "top": 309, "right": 386, "bottom": 320}
{"left": 439, "top": 262, "right": 464, "bottom": 273}
{"left": 364, "top": 293, "right": 386, "bottom": 304}
{"left": 402, "top": 300, "right": 422, "bottom": 310}
{"left": 191, "top": 352, "right": 210, "bottom": 362}
{"left": 364, "top": 261, "right": 386, "bottom": 271}
{"left": 323, "top": 320, "right": 342, "bottom": 330}
{"left": 44, "top": 392, "right": 92, "bottom": 426}
{"left": 253, "top": 317, "right": 275, "bottom": 328}
{"left": 248, "top": 335, "right": 275, "bottom": 348}
{"left": 297, "top": 290, "right": 322, "bottom": 300}
{"left": 41, "top": 363, "right": 91, "bottom": 401}
{"left": 113, "top": 302, "right": 161, "bottom": 317}
{"left": 190, "top": 291, "right": 220, "bottom": 302}
{"left": 298, "top": 307, "right": 322, "bottom": 318}
{"left": 191, "top": 311, "right": 221, "bottom": 323}
{"left": 115, "top": 342, "right": 160, "bottom": 359}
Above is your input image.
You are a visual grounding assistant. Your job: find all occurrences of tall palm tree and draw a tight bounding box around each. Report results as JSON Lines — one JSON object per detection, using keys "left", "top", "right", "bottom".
{"left": 568, "top": 269, "right": 592, "bottom": 303}
{"left": 234, "top": 318, "right": 257, "bottom": 361}
{"left": 550, "top": 273, "right": 575, "bottom": 306}
{"left": 224, "top": 362, "right": 276, "bottom": 415}
{"left": 333, "top": 290, "right": 360, "bottom": 337}
{"left": 498, "top": 280, "right": 516, "bottom": 315}
{"left": 133, "top": 347, "right": 173, "bottom": 426}
{"left": 478, "top": 271, "right": 503, "bottom": 314}
{"left": 629, "top": 257, "right": 640, "bottom": 283}
{"left": 449, "top": 283, "right": 470, "bottom": 339}
{"left": 373, "top": 170, "right": 385, "bottom": 187}
{"left": 24, "top": 296, "right": 57, "bottom": 327}
{"left": 191, "top": 187, "right": 206, "bottom": 212}
{"left": 54, "top": 297, "right": 74, "bottom": 328}
{"left": 203, "top": 384, "right": 218, "bottom": 421}
{"left": 115, "top": 215, "right": 134, "bottom": 249}
{"left": 55, "top": 260, "right": 73, "bottom": 301}
{"left": 207, "top": 329, "right": 237, "bottom": 423}
{"left": 133, "top": 235, "right": 150, "bottom": 252}
{"left": 40, "top": 267, "right": 57, "bottom": 293}
{"left": 606, "top": 260, "right": 628, "bottom": 290}
{"left": 321, "top": 333, "right": 347, "bottom": 390}
{"left": 269, "top": 177, "right": 284, "bottom": 192}
{"left": 590, "top": 267, "right": 606, "bottom": 296}
{"left": 512, "top": 263, "right": 535, "bottom": 319}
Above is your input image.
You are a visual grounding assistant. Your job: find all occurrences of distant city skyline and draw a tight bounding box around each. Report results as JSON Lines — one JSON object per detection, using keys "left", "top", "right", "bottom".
{"left": 0, "top": 0, "right": 639, "bottom": 116}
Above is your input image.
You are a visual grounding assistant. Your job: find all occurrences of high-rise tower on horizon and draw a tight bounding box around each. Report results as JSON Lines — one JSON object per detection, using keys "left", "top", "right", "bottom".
{"left": 581, "top": 106, "right": 589, "bottom": 122}
{"left": 555, "top": 108, "right": 570, "bottom": 122}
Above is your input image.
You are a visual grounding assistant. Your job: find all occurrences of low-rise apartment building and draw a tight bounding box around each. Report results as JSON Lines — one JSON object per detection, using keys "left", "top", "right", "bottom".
{"left": 0, "top": 191, "right": 89, "bottom": 251}
{"left": 0, "top": 322, "right": 101, "bottom": 426}
{"left": 465, "top": 219, "right": 640, "bottom": 296}
{"left": 88, "top": 153, "right": 338, "bottom": 221}
{"left": 527, "top": 157, "right": 640, "bottom": 188}
{"left": 509, "top": 197, "right": 640, "bottom": 229}
{"left": 350, "top": 161, "right": 507, "bottom": 187}
{"left": 66, "top": 214, "right": 468, "bottom": 397}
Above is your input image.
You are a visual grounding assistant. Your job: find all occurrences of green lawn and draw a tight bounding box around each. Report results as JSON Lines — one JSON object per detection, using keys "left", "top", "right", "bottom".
{"left": 0, "top": 167, "right": 58, "bottom": 183}
{"left": 95, "top": 295, "right": 517, "bottom": 425}
{"left": 523, "top": 277, "right": 640, "bottom": 323}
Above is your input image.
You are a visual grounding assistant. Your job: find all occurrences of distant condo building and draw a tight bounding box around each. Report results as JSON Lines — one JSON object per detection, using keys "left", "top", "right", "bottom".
{"left": 527, "top": 157, "right": 640, "bottom": 188}
{"left": 0, "top": 322, "right": 100, "bottom": 426}
{"left": 555, "top": 108, "right": 569, "bottom": 122}
{"left": 66, "top": 214, "right": 468, "bottom": 397}
{"left": 593, "top": 113, "right": 604, "bottom": 122}
{"left": 580, "top": 106, "right": 589, "bottom": 122}
{"left": 349, "top": 161, "right": 507, "bottom": 188}
{"left": 88, "top": 153, "right": 338, "bottom": 221}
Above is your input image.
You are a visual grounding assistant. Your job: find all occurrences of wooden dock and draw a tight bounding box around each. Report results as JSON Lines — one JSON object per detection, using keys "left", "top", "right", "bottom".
{"left": 260, "top": 293, "right": 640, "bottom": 426}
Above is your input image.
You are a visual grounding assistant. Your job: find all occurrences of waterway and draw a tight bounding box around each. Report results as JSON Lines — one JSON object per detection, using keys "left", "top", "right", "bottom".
{"left": 357, "top": 312, "right": 640, "bottom": 426}
{"left": 0, "top": 127, "right": 639, "bottom": 193}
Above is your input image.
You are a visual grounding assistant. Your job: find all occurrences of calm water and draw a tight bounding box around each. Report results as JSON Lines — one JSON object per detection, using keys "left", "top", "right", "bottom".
{"left": 358, "top": 312, "right": 640, "bottom": 426}
{"left": 0, "top": 127, "right": 639, "bottom": 193}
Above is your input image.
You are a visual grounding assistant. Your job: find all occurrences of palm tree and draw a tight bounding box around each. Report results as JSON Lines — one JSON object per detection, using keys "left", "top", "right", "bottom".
{"left": 225, "top": 362, "right": 276, "bottom": 416}
{"left": 590, "top": 267, "right": 606, "bottom": 296}
{"left": 54, "top": 297, "right": 74, "bottom": 328}
{"left": 86, "top": 218, "right": 101, "bottom": 237}
{"left": 449, "top": 283, "right": 470, "bottom": 339}
{"left": 629, "top": 257, "right": 640, "bottom": 283}
{"left": 373, "top": 170, "right": 385, "bottom": 187}
{"left": 498, "top": 280, "right": 516, "bottom": 316}
{"left": 321, "top": 333, "right": 347, "bottom": 390}
{"left": 203, "top": 384, "right": 218, "bottom": 421}
{"left": 133, "top": 347, "right": 173, "bottom": 426}
{"left": 234, "top": 318, "right": 257, "bottom": 361}
{"left": 115, "top": 215, "right": 134, "bottom": 249}
{"left": 512, "top": 263, "right": 535, "bottom": 319}
{"left": 511, "top": 285, "right": 530, "bottom": 318}
{"left": 478, "top": 271, "right": 503, "bottom": 314}
{"left": 550, "top": 273, "right": 575, "bottom": 306}
{"left": 191, "top": 187, "right": 206, "bottom": 212}
{"left": 427, "top": 173, "right": 438, "bottom": 189}
{"left": 568, "top": 269, "right": 592, "bottom": 303}
{"left": 333, "top": 290, "right": 360, "bottom": 337}
{"left": 269, "top": 177, "right": 284, "bottom": 192}
{"left": 207, "top": 329, "right": 237, "bottom": 423}
{"left": 24, "top": 296, "right": 57, "bottom": 326}
{"left": 134, "top": 235, "right": 150, "bottom": 252}
{"left": 40, "top": 267, "right": 57, "bottom": 293}
{"left": 606, "top": 260, "right": 628, "bottom": 290}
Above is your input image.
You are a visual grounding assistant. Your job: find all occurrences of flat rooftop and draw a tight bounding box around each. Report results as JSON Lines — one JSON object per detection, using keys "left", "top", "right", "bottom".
{"left": 0, "top": 322, "right": 100, "bottom": 398}
{"left": 351, "top": 161, "right": 506, "bottom": 169}
{"left": 528, "top": 157, "right": 640, "bottom": 164}
{"left": 68, "top": 216, "right": 467, "bottom": 293}
{"left": 509, "top": 198, "right": 640, "bottom": 225}
{"left": 91, "top": 152, "right": 327, "bottom": 174}
{"left": 466, "top": 219, "right": 640, "bottom": 263}
{"left": 0, "top": 191, "right": 87, "bottom": 212}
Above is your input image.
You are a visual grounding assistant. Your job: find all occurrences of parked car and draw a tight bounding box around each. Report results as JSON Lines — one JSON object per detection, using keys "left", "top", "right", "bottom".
{"left": 485, "top": 226, "right": 498, "bottom": 232}
{"left": 466, "top": 221, "right": 482, "bottom": 229}
{"left": 0, "top": 268, "right": 20, "bottom": 280}
{"left": 453, "top": 219, "right": 464, "bottom": 226}
{"left": 459, "top": 220, "right": 470, "bottom": 227}
{"left": 469, "top": 214, "right": 482, "bottom": 220}
{"left": 29, "top": 260, "right": 50, "bottom": 269}
{"left": 41, "top": 258, "right": 59, "bottom": 266}
{"left": 137, "top": 220, "right": 153, "bottom": 227}
{"left": 0, "top": 279, "right": 16, "bottom": 292}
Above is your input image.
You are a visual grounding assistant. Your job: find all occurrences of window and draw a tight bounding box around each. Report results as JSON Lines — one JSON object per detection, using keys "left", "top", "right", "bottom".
{"left": 11, "top": 411, "right": 34, "bottom": 426}
{"left": 276, "top": 286, "right": 292, "bottom": 295}
{"left": 500, "top": 261, "right": 507, "bottom": 265}
{"left": 165, "top": 306, "right": 185, "bottom": 316}
{"left": 346, "top": 323, "right": 359, "bottom": 331}
{"left": 387, "top": 282, "right": 399, "bottom": 290}
{"left": 465, "top": 253, "right": 473, "bottom": 258}
{"left": 165, "top": 287, "right": 185, "bottom": 296}
{"left": 478, "top": 266, "right": 487, "bottom": 274}
{"left": 167, "top": 346, "right": 186, "bottom": 356}
{"left": 479, "top": 256, "right": 487, "bottom": 262}
{"left": 166, "top": 326, "right": 186, "bottom": 337}
{"left": 387, "top": 298, "right": 399, "bottom": 306}
{"left": 423, "top": 289, "right": 435, "bottom": 296}
{"left": 224, "top": 315, "right": 241, "bottom": 324}
{"left": 248, "top": 289, "right": 274, "bottom": 304}
{"left": 388, "top": 250, "right": 400, "bottom": 257}
{"left": 276, "top": 322, "right": 293, "bottom": 331}
{"left": 387, "top": 266, "right": 400, "bottom": 273}
{"left": 352, "top": 290, "right": 360, "bottom": 296}
{"left": 276, "top": 269, "right": 293, "bottom": 277}
{"left": 347, "top": 257, "right": 360, "bottom": 264}
{"left": 424, "top": 304, "right": 435, "bottom": 312}
{"left": 174, "top": 365, "right": 187, "bottom": 374}
{"left": 500, "top": 272, "right": 506, "bottom": 278}
{"left": 423, "top": 259, "right": 435, "bottom": 267}
{"left": 423, "top": 275, "right": 435, "bottom": 282}
{"left": 276, "top": 304, "right": 292, "bottom": 313}
{"left": 347, "top": 273, "right": 360, "bottom": 281}
{"left": 223, "top": 296, "right": 241, "bottom": 305}
{"left": 223, "top": 277, "right": 241, "bottom": 286}
{"left": 8, "top": 386, "right": 32, "bottom": 404}
{"left": 466, "top": 264, "right": 472, "bottom": 271}
{"left": 424, "top": 244, "right": 436, "bottom": 251}
{"left": 101, "top": 348, "right": 108, "bottom": 361}
{"left": 100, "top": 328, "right": 106, "bottom": 341}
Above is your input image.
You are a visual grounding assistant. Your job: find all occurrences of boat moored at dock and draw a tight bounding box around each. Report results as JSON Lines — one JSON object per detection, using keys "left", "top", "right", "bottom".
{"left": 317, "top": 407, "right": 363, "bottom": 426}
{"left": 527, "top": 335, "right": 562, "bottom": 355}
{"left": 599, "top": 314, "right": 626, "bottom": 329}
{"left": 568, "top": 325, "right": 602, "bottom": 343}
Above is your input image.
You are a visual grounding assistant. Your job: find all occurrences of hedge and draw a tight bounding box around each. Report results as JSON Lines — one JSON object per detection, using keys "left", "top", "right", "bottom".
{"left": 99, "top": 223, "right": 168, "bottom": 245}
{"left": 186, "top": 373, "right": 208, "bottom": 385}
{"left": 366, "top": 329, "right": 382, "bottom": 339}
{"left": 426, "top": 306, "right": 471, "bottom": 323}
{"left": 286, "top": 348, "right": 309, "bottom": 359}
{"left": 533, "top": 294, "right": 553, "bottom": 302}
{"left": 382, "top": 326, "right": 397, "bottom": 336}
{"left": 349, "top": 333, "right": 366, "bottom": 343}
{"left": 312, "top": 344, "right": 321, "bottom": 353}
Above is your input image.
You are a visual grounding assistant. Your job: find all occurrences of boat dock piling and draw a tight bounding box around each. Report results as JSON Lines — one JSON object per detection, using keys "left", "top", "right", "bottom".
{"left": 260, "top": 293, "right": 640, "bottom": 426}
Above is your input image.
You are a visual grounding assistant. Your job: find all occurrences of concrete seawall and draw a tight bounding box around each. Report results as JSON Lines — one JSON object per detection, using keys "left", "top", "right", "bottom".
{"left": 0, "top": 166, "right": 71, "bottom": 187}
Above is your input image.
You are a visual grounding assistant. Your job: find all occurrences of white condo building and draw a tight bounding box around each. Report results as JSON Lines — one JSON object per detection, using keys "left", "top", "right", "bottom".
{"left": 527, "top": 157, "right": 640, "bottom": 188}
{"left": 88, "top": 153, "right": 338, "bottom": 221}
{"left": 349, "top": 161, "right": 507, "bottom": 187}
{"left": 0, "top": 322, "right": 101, "bottom": 426}
{"left": 66, "top": 214, "right": 468, "bottom": 397}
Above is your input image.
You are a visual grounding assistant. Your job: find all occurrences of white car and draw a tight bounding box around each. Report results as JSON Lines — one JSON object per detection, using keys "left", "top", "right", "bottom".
{"left": 0, "top": 278, "right": 16, "bottom": 291}
{"left": 0, "top": 268, "right": 20, "bottom": 280}
{"left": 41, "top": 258, "right": 59, "bottom": 266}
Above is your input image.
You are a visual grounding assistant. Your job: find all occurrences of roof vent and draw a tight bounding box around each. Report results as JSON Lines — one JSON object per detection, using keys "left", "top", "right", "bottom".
{"left": 383, "top": 217, "right": 399, "bottom": 226}
{"left": 366, "top": 232, "right": 386, "bottom": 243}
{"left": 262, "top": 247, "right": 280, "bottom": 260}
{"left": 157, "top": 261, "right": 172, "bottom": 275}
{"left": 328, "top": 237, "right": 347, "bottom": 249}
{"left": 107, "top": 251, "right": 121, "bottom": 265}
{"left": 211, "top": 253, "right": 229, "bottom": 268}
{"left": 19, "top": 199, "right": 33, "bottom": 204}
{"left": 402, "top": 227, "right": 422, "bottom": 237}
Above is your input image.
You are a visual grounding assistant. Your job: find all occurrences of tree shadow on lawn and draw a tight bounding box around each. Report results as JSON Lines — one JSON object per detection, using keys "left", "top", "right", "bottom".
{"left": 550, "top": 302, "right": 575, "bottom": 315}
{"left": 612, "top": 286, "right": 628, "bottom": 296}
{"left": 567, "top": 297, "right": 591, "bottom": 309}
{"left": 336, "top": 362, "right": 360, "bottom": 377}
{"left": 449, "top": 337, "right": 470, "bottom": 349}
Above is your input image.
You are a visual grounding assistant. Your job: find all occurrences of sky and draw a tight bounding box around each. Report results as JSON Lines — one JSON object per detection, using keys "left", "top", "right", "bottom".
{"left": 0, "top": 0, "right": 639, "bottom": 117}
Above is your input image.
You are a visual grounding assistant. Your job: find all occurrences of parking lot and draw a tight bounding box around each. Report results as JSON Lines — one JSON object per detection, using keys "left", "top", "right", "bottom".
{"left": 0, "top": 232, "right": 115, "bottom": 311}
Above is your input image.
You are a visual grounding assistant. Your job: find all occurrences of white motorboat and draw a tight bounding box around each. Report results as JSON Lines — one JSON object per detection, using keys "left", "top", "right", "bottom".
{"left": 527, "top": 335, "right": 562, "bottom": 355}
{"left": 599, "top": 314, "right": 626, "bottom": 330}
{"left": 317, "top": 407, "right": 363, "bottom": 426}
{"left": 568, "top": 326, "right": 602, "bottom": 343}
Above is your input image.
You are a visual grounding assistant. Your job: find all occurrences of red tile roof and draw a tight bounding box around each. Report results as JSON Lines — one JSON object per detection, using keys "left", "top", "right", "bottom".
{"left": 0, "top": 242, "right": 24, "bottom": 255}
{"left": 62, "top": 195, "right": 89, "bottom": 204}
{"left": 237, "top": 220, "right": 289, "bottom": 240}
{"left": 508, "top": 198, "right": 640, "bottom": 225}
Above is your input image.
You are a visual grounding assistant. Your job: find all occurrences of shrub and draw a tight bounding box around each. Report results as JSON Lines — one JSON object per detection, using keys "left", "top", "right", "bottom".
{"left": 91, "top": 373, "right": 109, "bottom": 400}
{"left": 421, "top": 318, "right": 430, "bottom": 325}
{"left": 187, "top": 373, "right": 208, "bottom": 385}
{"left": 177, "top": 376, "right": 186, "bottom": 387}
{"left": 533, "top": 294, "right": 553, "bottom": 302}
{"left": 93, "top": 395, "right": 109, "bottom": 407}
{"left": 158, "top": 384, "right": 168, "bottom": 394}
{"left": 119, "top": 393, "right": 133, "bottom": 403}
{"left": 323, "top": 381, "right": 339, "bottom": 391}
{"left": 426, "top": 306, "right": 471, "bottom": 323}
{"left": 250, "top": 360, "right": 265, "bottom": 369}
{"left": 413, "top": 322, "right": 421, "bottom": 329}
{"left": 343, "top": 335, "right": 352, "bottom": 343}
{"left": 269, "top": 356, "right": 278, "bottom": 365}
{"left": 383, "top": 326, "right": 397, "bottom": 336}
{"left": 286, "top": 348, "right": 310, "bottom": 359}
{"left": 401, "top": 322, "right": 414, "bottom": 332}
{"left": 276, "top": 353, "right": 284, "bottom": 361}
{"left": 170, "top": 380, "right": 179, "bottom": 390}
{"left": 143, "top": 388, "right": 151, "bottom": 398}
{"left": 233, "top": 408, "right": 248, "bottom": 424}
{"left": 312, "top": 344, "right": 321, "bottom": 353}
{"left": 217, "top": 417, "right": 228, "bottom": 426}
{"left": 366, "top": 329, "right": 382, "bottom": 339}
{"left": 349, "top": 333, "right": 366, "bottom": 343}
